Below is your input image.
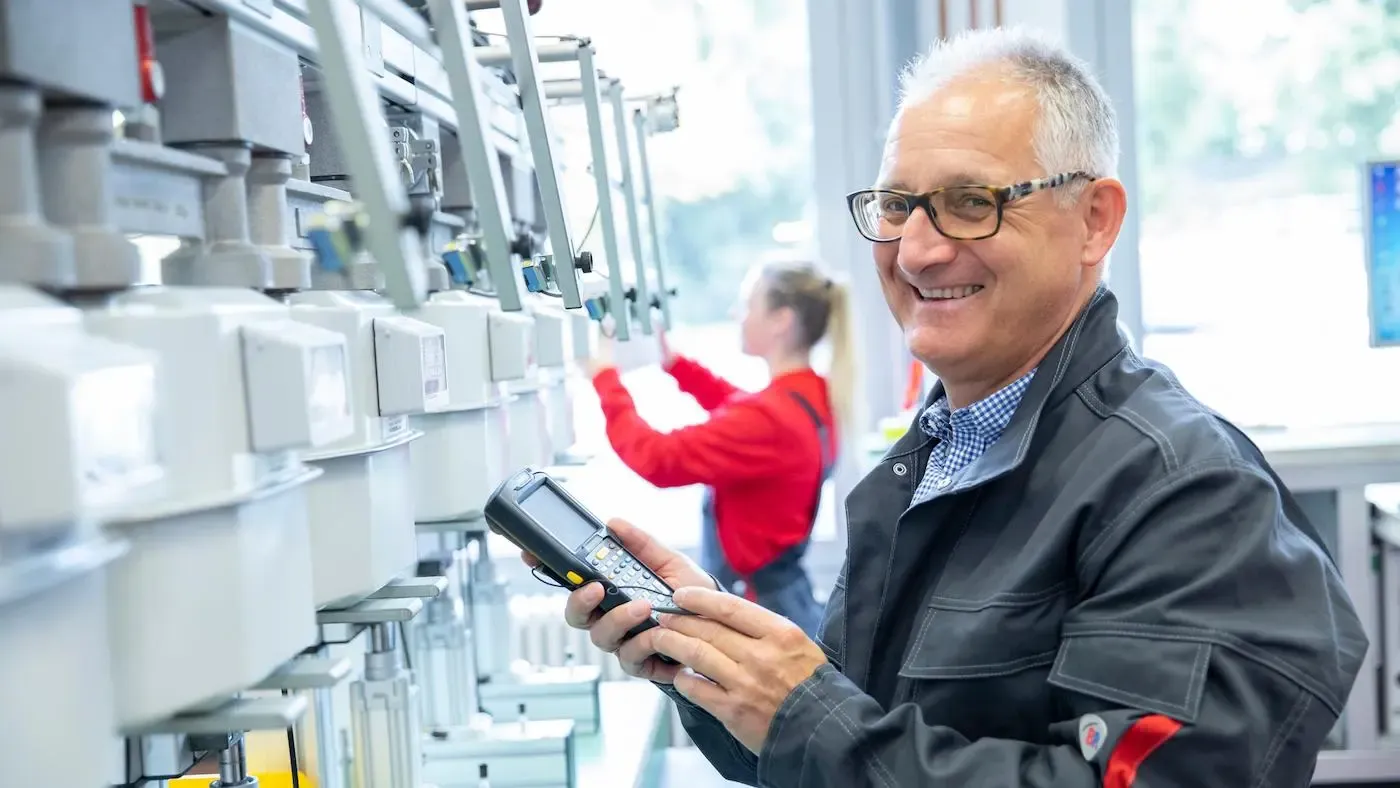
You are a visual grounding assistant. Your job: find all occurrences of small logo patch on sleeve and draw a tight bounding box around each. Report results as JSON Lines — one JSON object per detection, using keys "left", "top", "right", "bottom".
{"left": 1078, "top": 713, "right": 1108, "bottom": 761}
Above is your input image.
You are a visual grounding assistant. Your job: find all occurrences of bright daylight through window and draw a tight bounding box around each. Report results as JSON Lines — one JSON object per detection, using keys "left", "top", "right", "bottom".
{"left": 496, "top": 0, "right": 816, "bottom": 549}
{"left": 1134, "top": 0, "right": 1400, "bottom": 429}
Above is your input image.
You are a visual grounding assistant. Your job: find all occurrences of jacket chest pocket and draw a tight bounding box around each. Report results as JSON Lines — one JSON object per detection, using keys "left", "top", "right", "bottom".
{"left": 899, "top": 582, "right": 1068, "bottom": 679}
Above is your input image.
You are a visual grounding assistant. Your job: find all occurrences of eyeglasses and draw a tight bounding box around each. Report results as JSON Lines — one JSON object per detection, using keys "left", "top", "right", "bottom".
{"left": 845, "top": 171, "right": 1096, "bottom": 243}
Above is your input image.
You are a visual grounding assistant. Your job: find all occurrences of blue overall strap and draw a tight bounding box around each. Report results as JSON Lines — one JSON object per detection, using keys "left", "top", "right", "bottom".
{"left": 786, "top": 390, "right": 833, "bottom": 482}
{"left": 780, "top": 389, "right": 831, "bottom": 554}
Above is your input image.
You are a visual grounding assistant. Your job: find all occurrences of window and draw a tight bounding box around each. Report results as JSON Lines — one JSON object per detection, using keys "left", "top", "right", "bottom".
{"left": 1133, "top": 0, "right": 1400, "bottom": 429}
{"left": 506, "top": 0, "right": 818, "bottom": 551}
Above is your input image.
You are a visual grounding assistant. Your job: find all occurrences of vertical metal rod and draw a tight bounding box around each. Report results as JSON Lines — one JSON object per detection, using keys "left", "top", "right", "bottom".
{"left": 313, "top": 686, "right": 346, "bottom": 788}
{"left": 217, "top": 738, "right": 248, "bottom": 785}
{"left": 304, "top": 0, "right": 427, "bottom": 309}
{"left": 427, "top": 0, "right": 524, "bottom": 310}
{"left": 632, "top": 108, "right": 673, "bottom": 331}
{"left": 498, "top": 0, "right": 585, "bottom": 308}
{"left": 609, "top": 80, "right": 651, "bottom": 335}
{"left": 578, "top": 49, "right": 630, "bottom": 340}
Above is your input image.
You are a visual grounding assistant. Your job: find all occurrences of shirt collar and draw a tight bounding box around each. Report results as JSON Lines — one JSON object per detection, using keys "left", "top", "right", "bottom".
{"left": 920, "top": 369, "right": 1038, "bottom": 445}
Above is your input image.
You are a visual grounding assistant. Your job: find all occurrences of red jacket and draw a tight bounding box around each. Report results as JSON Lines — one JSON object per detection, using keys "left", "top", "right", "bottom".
{"left": 591, "top": 355, "right": 836, "bottom": 575}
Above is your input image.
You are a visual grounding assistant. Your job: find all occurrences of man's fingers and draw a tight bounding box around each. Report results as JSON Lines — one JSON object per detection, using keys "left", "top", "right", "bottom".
{"left": 651, "top": 628, "right": 743, "bottom": 689}
{"left": 587, "top": 599, "right": 653, "bottom": 653}
{"left": 616, "top": 629, "right": 682, "bottom": 683}
{"left": 672, "top": 587, "right": 785, "bottom": 639}
{"left": 563, "top": 583, "right": 606, "bottom": 629}
{"left": 673, "top": 667, "right": 727, "bottom": 709}
{"left": 521, "top": 550, "right": 540, "bottom": 568}
{"left": 637, "top": 657, "right": 683, "bottom": 684}
{"left": 606, "top": 518, "right": 673, "bottom": 569}
{"left": 658, "top": 611, "right": 751, "bottom": 654}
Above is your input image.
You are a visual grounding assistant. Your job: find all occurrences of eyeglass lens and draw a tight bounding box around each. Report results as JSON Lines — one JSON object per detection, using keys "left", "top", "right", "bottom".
{"left": 853, "top": 187, "right": 999, "bottom": 241}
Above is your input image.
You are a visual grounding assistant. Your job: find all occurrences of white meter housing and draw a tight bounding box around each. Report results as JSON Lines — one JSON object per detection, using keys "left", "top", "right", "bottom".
{"left": 0, "top": 286, "right": 158, "bottom": 788}
{"left": 287, "top": 290, "right": 444, "bottom": 607}
{"left": 81, "top": 287, "right": 339, "bottom": 729}
{"left": 566, "top": 310, "right": 592, "bottom": 363}
{"left": 242, "top": 322, "right": 355, "bottom": 452}
{"left": 493, "top": 306, "right": 552, "bottom": 471}
{"left": 532, "top": 305, "right": 567, "bottom": 370}
{"left": 375, "top": 316, "right": 450, "bottom": 416}
{"left": 489, "top": 310, "right": 534, "bottom": 384}
{"left": 410, "top": 291, "right": 511, "bottom": 522}
{"left": 84, "top": 288, "right": 353, "bottom": 506}
{"left": 414, "top": 291, "right": 497, "bottom": 408}
{"left": 0, "top": 335, "right": 161, "bottom": 535}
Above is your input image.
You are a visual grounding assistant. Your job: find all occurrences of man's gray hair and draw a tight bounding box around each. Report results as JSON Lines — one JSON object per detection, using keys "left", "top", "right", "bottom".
{"left": 896, "top": 28, "right": 1120, "bottom": 195}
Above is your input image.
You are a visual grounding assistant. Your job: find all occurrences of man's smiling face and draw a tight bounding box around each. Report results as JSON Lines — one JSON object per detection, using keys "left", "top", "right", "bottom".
{"left": 872, "top": 69, "right": 1099, "bottom": 391}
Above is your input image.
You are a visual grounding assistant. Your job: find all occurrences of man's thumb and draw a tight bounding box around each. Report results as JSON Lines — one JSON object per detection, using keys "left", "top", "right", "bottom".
{"left": 607, "top": 517, "right": 660, "bottom": 559}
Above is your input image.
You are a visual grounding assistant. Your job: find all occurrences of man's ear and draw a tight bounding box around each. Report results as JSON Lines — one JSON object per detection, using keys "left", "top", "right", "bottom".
{"left": 1081, "top": 178, "right": 1128, "bottom": 268}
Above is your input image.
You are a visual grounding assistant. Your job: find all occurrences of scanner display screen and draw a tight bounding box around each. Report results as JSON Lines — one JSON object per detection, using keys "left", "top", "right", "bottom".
{"left": 522, "top": 483, "right": 599, "bottom": 551}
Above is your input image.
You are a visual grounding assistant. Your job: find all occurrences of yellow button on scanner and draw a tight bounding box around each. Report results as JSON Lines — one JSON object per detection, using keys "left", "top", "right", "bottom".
{"left": 566, "top": 571, "right": 584, "bottom": 586}
{"left": 595, "top": 547, "right": 610, "bottom": 560}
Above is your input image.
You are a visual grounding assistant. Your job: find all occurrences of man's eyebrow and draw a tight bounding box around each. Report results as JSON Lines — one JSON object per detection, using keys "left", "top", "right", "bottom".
{"left": 940, "top": 171, "right": 995, "bottom": 187}
{"left": 873, "top": 172, "right": 997, "bottom": 192}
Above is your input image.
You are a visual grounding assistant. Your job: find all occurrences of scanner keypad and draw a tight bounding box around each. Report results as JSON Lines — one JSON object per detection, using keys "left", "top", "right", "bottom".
{"left": 588, "top": 538, "right": 674, "bottom": 609}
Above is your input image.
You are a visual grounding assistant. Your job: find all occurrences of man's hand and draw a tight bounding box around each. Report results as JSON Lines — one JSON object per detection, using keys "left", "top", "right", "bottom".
{"left": 521, "top": 518, "right": 715, "bottom": 683}
{"left": 652, "top": 587, "right": 828, "bottom": 753}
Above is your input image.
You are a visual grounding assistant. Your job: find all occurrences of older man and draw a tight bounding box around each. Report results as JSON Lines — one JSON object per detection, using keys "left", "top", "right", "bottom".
{"left": 535, "top": 28, "right": 1367, "bottom": 786}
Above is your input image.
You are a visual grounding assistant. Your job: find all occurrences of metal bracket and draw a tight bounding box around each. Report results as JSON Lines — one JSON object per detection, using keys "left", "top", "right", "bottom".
{"left": 317, "top": 596, "right": 425, "bottom": 625}
{"left": 609, "top": 79, "right": 651, "bottom": 335}
{"left": 124, "top": 695, "right": 309, "bottom": 737}
{"left": 370, "top": 575, "right": 448, "bottom": 599}
{"left": 252, "top": 657, "right": 354, "bottom": 692}
{"left": 389, "top": 125, "right": 440, "bottom": 196}
{"left": 577, "top": 49, "right": 631, "bottom": 340}
{"left": 632, "top": 107, "right": 674, "bottom": 330}
{"left": 427, "top": 0, "right": 526, "bottom": 310}
{"left": 304, "top": 0, "right": 427, "bottom": 309}
{"left": 498, "top": 0, "right": 586, "bottom": 309}
{"left": 472, "top": 42, "right": 581, "bottom": 68}
{"left": 416, "top": 512, "right": 488, "bottom": 535}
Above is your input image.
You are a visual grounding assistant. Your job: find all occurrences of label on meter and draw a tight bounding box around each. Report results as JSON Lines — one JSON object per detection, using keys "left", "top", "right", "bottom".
{"left": 422, "top": 335, "right": 446, "bottom": 398}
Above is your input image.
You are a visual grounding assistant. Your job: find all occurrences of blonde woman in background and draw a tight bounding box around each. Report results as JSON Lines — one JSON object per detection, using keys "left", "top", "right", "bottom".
{"left": 586, "top": 260, "right": 855, "bottom": 636}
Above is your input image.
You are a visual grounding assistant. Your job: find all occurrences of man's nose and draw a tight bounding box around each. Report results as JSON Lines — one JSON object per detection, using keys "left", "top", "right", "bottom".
{"left": 895, "top": 207, "right": 957, "bottom": 275}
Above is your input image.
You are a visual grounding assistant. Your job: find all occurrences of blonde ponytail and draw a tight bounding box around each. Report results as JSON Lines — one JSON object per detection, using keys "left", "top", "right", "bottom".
{"left": 757, "top": 260, "right": 859, "bottom": 440}
{"left": 822, "top": 279, "right": 857, "bottom": 439}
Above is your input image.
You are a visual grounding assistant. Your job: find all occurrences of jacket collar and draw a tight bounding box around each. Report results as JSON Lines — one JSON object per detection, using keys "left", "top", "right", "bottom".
{"left": 882, "top": 285, "right": 1128, "bottom": 487}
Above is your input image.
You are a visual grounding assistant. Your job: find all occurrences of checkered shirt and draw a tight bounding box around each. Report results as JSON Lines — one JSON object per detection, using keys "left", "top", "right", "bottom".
{"left": 912, "top": 369, "right": 1037, "bottom": 505}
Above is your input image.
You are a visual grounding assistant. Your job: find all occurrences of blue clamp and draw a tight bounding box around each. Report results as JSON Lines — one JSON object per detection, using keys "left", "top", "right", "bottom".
{"left": 520, "top": 260, "right": 544, "bottom": 293}
{"left": 441, "top": 248, "right": 471, "bottom": 285}
{"left": 584, "top": 297, "right": 606, "bottom": 320}
{"left": 306, "top": 227, "right": 346, "bottom": 272}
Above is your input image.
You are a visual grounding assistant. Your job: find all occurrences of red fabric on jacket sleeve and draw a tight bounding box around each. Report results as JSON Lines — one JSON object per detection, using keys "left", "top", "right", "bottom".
{"left": 591, "top": 368, "right": 803, "bottom": 489}
{"left": 664, "top": 354, "right": 744, "bottom": 412}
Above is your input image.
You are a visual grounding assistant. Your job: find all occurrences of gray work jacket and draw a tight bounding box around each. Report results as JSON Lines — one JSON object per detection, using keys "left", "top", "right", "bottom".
{"left": 666, "top": 287, "right": 1367, "bottom": 787}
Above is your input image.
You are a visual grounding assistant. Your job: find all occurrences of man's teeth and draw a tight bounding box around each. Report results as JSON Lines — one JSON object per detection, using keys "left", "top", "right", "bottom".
{"left": 918, "top": 285, "right": 984, "bottom": 301}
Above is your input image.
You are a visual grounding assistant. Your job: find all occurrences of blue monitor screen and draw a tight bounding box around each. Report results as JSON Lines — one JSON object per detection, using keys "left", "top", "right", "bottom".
{"left": 1366, "top": 162, "right": 1400, "bottom": 346}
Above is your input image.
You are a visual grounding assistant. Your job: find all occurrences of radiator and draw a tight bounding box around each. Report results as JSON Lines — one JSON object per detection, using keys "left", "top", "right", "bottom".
{"left": 507, "top": 593, "right": 629, "bottom": 680}
{"left": 507, "top": 593, "right": 691, "bottom": 746}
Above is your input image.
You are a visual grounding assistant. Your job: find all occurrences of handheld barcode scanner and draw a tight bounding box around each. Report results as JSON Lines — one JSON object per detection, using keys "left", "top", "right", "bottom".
{"left": 484, "top": 468, "right": 691, "bottom": 659}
